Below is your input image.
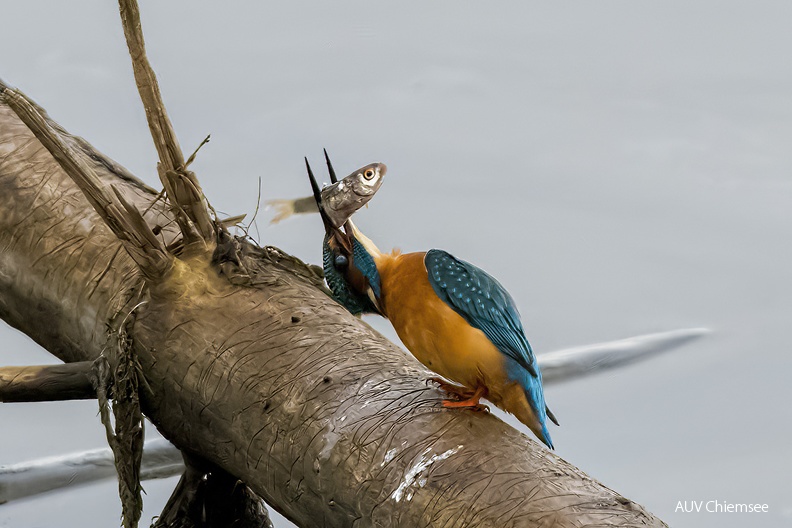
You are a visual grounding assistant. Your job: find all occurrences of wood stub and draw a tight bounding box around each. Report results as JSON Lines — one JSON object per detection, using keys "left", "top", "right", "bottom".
{"left": 0, "top": 362, "right": 96, "bottom": 402}
{"left": 153, "top": 455, "right": 273, "bottom": 528}
{"left": 116, "top": 0, "right": 184, "bottom": 172}
{"left": 117, "top": 0, "right": 216, "bottom": 243}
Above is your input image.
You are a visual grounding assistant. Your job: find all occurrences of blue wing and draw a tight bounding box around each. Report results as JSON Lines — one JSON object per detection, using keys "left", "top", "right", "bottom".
{"left": 424, "top": 249, "right": 538, "bottom": 377}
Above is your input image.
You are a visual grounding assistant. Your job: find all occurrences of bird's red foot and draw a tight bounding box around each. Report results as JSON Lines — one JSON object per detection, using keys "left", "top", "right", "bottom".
{"left": 442, "top": 399, "right": 490, "bottom": 413}
{"left": 439, "top": 384, "right": 489, "bottom": 412}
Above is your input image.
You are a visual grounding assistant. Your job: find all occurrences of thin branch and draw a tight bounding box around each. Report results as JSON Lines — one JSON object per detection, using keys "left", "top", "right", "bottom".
{"left": 0, "top": 440, "right": 271, "bottom": 527}
{"left": 0, "top": 362, "right": 95, "bottom": 402}
{"left": 246, "top": 176, "right": 263, "bottom": 236}
{"left": 184, "top": 134, "right": 211, "bottom": 169}
{"left": 218, "top": 214, "right": 247, "bottom": 228}
{"left": 0, "top": 83, "right": 172, "bottom": 280}
{"left": 116, "top": 0, "right": 183, "bottom": 171}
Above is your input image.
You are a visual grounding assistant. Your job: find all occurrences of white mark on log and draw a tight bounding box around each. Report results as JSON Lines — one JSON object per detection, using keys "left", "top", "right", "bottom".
{"left": 381, "top": 448, "right": 398, "bottom": 467}
{"left": 319, "top": 411, "right": 348, "bottom": 460}
{"left": 319, "top": 428, "right": 340, "bottom": 461}
{"left": 77, "top": 216, "right": 95, "bottom": 234}
{"left": 391, "top": 445, "right": 462, "bottom": 502}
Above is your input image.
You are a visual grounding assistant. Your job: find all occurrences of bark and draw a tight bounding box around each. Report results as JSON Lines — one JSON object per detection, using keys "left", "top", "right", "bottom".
{"left": 0, "top": 90, "right": 667, "bottom": 527}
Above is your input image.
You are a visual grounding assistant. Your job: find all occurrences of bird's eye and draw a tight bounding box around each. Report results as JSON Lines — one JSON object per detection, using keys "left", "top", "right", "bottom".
{"left": 364, "top": 169, "right": 375, "bottom": 180}
{"left": 334, "top": 254, "right": 349, "bottom": 270}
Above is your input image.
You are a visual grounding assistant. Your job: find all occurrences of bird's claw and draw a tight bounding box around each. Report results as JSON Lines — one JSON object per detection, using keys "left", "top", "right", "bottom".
{"left": 442, "top": 399, "right": 490, "bottom": 413}
{"left": 426, "top": 377, "right": 476, "bottom": 400}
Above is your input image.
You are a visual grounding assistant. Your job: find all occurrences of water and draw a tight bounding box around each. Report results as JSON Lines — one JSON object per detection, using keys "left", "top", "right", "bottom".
{"left": 2, "top": 2, "right": 791, "bottom": 526}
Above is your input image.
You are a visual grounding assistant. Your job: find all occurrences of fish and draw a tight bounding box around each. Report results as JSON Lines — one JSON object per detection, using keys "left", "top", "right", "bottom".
{"left": 267, "top": 152, "right": 386, "bottom": 227}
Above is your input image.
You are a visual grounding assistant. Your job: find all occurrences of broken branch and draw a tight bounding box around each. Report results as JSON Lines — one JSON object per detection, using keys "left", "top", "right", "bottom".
{"left": 117, "top": 0, "right": 216, "bottom": 243}
{"left": 0, "top": 362, "right": 95, "bottom": 402}
{"left": 0, "top": 82, "right": 172, "bottom": 280}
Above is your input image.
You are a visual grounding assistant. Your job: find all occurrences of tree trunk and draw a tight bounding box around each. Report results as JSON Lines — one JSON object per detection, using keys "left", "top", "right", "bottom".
{"left": 0, "top": 90, "right": 666, "bottom": 526}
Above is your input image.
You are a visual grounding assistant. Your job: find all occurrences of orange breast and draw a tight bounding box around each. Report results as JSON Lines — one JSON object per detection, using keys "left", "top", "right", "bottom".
{"left": 375, "top": 252, "right": 505, "bottom": 389}
{"left": 374, "top": 251, "right": 551, "bottom": 443}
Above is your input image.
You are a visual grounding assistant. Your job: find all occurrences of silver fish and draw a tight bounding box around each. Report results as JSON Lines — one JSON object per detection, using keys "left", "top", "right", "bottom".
{"left": 268, "top": 160, "right": 386, "bottom": 227}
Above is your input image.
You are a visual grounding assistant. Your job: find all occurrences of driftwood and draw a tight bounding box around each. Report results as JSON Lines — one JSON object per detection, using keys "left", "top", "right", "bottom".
{"left": 0, "top": 82, "right": 668, "bottom": 528}
{"left": 0, "top": 1, "right": 668, "bottom": 525}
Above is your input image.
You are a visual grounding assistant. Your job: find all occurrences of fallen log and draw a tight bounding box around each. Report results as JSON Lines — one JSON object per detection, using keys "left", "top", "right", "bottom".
{"left": 0, "top": 77, "right": 668, "bottom": 528}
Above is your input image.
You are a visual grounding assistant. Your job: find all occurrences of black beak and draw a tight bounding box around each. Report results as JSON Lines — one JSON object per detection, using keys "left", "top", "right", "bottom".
{"left": 305, "top": 157, "right": 332, "bottom": 228}
{"left": 323, "top": 148, "right": 338, "bottom": 184}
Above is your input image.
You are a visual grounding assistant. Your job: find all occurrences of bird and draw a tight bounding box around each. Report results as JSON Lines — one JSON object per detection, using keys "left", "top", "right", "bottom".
{"left": 304, "top": 151, "right": 387, "bottom": 316}
{"left": 306, "top": 153, "right": 558, "bottom": 449}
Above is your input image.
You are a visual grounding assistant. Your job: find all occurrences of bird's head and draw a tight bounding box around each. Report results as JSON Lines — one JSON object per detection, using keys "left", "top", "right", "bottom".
{"left": 306, "top": 152, "right": 384, "bottom": 314}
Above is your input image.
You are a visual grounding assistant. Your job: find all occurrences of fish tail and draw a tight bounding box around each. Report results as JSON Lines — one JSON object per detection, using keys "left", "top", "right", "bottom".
{"left": 265, "top": 199, "right": 296, "bottom": 224}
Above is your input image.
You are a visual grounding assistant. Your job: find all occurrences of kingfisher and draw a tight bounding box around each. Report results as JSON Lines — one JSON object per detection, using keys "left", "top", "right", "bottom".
{"left": 306, "top": 153, "right": 558, "bottom": 449}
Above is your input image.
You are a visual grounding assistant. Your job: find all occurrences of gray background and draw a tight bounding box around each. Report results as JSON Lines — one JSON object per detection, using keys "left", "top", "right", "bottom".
{"left": 1, "top": 1, "right": 790, "bottom": 527}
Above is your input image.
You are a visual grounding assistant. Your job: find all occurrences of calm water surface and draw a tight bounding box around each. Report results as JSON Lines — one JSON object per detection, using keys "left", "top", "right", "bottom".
{"left": 1, "top": 2, "right": 790, "bottom": 527}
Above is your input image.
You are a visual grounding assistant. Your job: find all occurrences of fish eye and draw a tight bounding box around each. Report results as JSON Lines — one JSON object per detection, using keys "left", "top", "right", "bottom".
{"left": 364, "top": 168, "right": 375, "bottom": 180}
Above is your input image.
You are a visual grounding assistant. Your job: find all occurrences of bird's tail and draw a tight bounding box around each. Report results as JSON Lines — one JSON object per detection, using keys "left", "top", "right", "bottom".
{"left": 518, "top": 377, "right": 556, "bottom": 450}
{"left": 515, "top": 400, "right": 554, "bottom": 450}
{"left": 499, "top": 380, "right": 555, "bottom": 449}
{"left": 537, "top": 421, "right": 554, "bottom": 451}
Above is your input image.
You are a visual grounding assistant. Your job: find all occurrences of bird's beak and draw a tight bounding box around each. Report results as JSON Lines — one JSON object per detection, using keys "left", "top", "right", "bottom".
{"left": 323, "top": 148, "right": 338, "bottom": 184}
{"left": 305, "top": 157, "right": 332, "bottom": 229}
